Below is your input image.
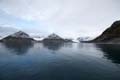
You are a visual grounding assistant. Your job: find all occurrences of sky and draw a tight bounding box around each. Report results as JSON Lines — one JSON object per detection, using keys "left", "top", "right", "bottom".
{"left": 0, "top": 0, "right": 120, "bottom": 39}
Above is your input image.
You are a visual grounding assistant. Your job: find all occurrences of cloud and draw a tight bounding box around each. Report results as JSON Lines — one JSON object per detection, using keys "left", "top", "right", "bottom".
{"left": 0, "top": 25, "right": 19, "bottom": 37}
{"left": 0, "top": 0, "right": 120, "bottom": 38}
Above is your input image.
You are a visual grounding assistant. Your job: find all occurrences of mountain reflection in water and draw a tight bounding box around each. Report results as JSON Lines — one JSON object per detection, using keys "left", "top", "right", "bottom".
{"left": 42, "top": 42, "right": 64, "bottom": 51}
{"left": 96, "top": 44, "right": 120, "bottom": 64}
{"left": 2, "top": 41, "right": 33, "bottom": 55}
{"left": 0, "top": 43, "right": 120, "bottom": 80}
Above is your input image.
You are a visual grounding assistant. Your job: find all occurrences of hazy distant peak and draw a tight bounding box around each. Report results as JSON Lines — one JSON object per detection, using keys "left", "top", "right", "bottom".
{"left": 46, "top": 33, "right": 63, "bottom": 39}
{"left": 10, "top": 31, "right": 31, "bottom": 38}
{"left": 77, "top": 36, "right": 93, "bottom": 42}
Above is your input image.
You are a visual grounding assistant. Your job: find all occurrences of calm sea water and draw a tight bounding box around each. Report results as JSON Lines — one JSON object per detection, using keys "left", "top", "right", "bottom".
{"left": 0, "top": 42, "right": 120, "bottom": 80}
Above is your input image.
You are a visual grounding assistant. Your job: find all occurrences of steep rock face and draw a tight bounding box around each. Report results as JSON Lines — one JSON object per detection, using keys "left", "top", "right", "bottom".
{"left": 92, "top": 20, "right": 120, "bottom": 43}
{"left": 1, "top": 31, "right": 34, "bottom": 43}
{"left": 43, "top": 33, "right": 65, "bottom": 43}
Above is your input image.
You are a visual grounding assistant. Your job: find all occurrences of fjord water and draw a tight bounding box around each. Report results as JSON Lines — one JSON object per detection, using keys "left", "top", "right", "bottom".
{"left": 0, "top": 42, "right": 120, "bottom": 80}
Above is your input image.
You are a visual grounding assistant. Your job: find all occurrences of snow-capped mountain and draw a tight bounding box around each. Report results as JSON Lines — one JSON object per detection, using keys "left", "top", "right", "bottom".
{"left": 43, "top": 33, "right": 65, "bottom": 43}
{"left": 46, "top": 33, "right": 63, "bottom": 39}
{"left": 64, "top": 38, "right": 74, "bottom": 42}
{"left": 77, "top": 37, "right": 93, "bottom": 42}
{"left": 10, "top": 31, "right": 31, "bottom": 38}
{"left": 1, "top": 31, "right": 34, "bottom": 42}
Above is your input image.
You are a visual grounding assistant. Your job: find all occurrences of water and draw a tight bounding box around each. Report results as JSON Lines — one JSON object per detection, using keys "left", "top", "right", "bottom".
{"left": 0, "top": 42, "right": 120, "bottom": 80}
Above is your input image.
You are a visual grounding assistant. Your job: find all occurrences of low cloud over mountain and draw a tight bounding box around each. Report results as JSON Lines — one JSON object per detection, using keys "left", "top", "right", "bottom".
{"left": 0, "top": 25, "right": 18, "bottom": 37}
{"left": 0, "top": 0, "right": 120, "bottom": 38}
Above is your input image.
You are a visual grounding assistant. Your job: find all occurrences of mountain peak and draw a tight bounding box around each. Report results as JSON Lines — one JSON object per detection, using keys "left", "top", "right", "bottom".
{"left": 1, "top": 31, "right": 34, "bottom": 42}
{"left": 10, "top": 31, "right": 30, "bottom": 38}
{"left": 46, "top": 33, "right": 63, "bottom": 39}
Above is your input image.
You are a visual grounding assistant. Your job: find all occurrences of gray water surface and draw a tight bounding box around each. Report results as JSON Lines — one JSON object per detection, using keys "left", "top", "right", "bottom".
{"left": 0, "top": 42, "right": 120, "bottom": 80}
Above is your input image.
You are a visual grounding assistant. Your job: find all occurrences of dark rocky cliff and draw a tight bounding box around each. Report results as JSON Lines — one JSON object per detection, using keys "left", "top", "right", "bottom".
{"left": 92, "top": 20, "right": 120, "bottom": 43}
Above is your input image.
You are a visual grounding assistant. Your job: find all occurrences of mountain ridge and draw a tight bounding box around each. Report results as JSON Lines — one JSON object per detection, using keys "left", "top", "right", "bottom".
{"left": 1, "top": 31, "right": 34, "bottom": 42}
{"left": 90, "top": 20, "right": 120, "bottom": 43}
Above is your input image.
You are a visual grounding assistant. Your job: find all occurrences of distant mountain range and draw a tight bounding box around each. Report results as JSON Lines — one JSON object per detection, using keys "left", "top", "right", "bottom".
{"left": 1, "top": 20, "right": 120, "bottom": 43}
{"left": 91, "top": 20, "right": 120, "bottom": 43}
{"left": 0, "top": 32, "right": 74, "bottom": 43}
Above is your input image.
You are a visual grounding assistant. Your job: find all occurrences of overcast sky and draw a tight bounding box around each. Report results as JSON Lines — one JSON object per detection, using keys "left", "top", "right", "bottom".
{"left": 0, "top": 0, "right": 120, "bottom": 38}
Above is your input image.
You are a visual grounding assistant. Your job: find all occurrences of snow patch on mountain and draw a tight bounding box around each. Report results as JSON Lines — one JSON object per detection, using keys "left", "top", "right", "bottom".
{"left": 10, "top": 31, "right": 31, "bottom": 38}
{"left": 46, "top": 33, "right": 63, "bottom": 39}
{"left": 33, "top": 37, "right": 44, "bottom": 41}
{"left": 78, "top": 37, "right": 94, "bottom": 42}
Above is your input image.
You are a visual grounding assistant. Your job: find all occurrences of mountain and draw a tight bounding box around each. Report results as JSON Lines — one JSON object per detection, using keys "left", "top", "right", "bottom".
{"left": 0, "top": 36, "right": 2, "bottom": 41}
{"left": 91, "top": 20, "right": 120, "bottom": 43}
{"left": 43, "top": 33, "right": 65, "bottom": 43}
{"left": 77, "top": 37, "right": 93, "bottom": 42}
{"left": 64, "top": 38, "right": 74, "bottom": 42}
{"left": 10, "top": 31, "right": 31, "bottom": 38}
{"left": 1, "top": 31, "right": 34, "bottom": 43}
{"left": 46, "top": 33, "right": 63, "bottom": 39}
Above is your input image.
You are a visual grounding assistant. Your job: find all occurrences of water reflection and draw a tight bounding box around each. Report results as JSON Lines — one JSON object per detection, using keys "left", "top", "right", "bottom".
{"left": 63, "top": 43, "right": 73, "bottom": 48}
{"left": 0, "top": 43, "right": 120, "bottom": 80}
{"left": 96, "top": 44, "right": 120, "bottom": 64}
{"left": 43, "top": 42, "right": 63, "bottom": 51}
{"left": 2, "top": 41, "right": 33, "bottom": 55}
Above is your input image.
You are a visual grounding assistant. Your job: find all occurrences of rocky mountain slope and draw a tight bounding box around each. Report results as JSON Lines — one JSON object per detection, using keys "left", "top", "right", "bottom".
{"left": 91, "top": 20, "right": 120, "bottom": 43}
{"left": 1, "top": 31, "right": 34, "bottom": 42}
{"left": 43, "top": 33, "right": 65, "bottom": 43}
{"left": 45, "top": 33, "right": 63, "bottom": 39}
